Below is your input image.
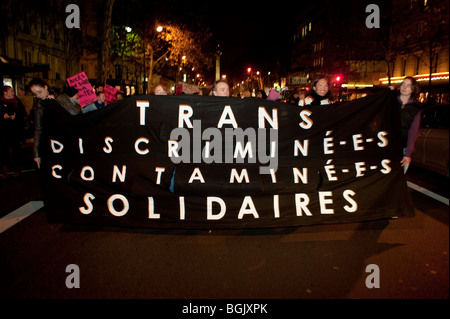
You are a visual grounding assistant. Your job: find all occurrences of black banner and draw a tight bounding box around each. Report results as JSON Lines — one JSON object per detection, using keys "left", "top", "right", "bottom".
{"left": 39, "top": 89, "right": 414, "bottom": 229}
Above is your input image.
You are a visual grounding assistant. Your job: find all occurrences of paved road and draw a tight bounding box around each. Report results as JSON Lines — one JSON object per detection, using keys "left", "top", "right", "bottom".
{"left": 0, "top": 168, "right": 448, "bottom": 304}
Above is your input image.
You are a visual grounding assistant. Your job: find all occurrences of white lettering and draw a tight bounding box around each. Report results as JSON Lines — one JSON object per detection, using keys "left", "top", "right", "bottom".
{"left": 135, "top": 137, "right": 149, "bottom": 155}
{"left": 79, "top": 193, "right": 95, "bottom": 215}
{"left": 218, "top": 106, "right": 238, "bottom": 128}
{"left": 137, "top": 100, "right": 149, "bottom": 125}
{"left": 108, "top": 194, "right": 129, "bottom": 217}
{"left": 178, "top": 104, "right": 193, "bottom": 128}
{"left": 207, "top": 197, "right": 226, "bottom": 220}
{"left": 238, "top": 196, "right": 259, "bottom": 219}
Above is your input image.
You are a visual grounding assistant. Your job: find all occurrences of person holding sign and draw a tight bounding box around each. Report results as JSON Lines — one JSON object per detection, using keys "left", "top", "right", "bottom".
{"left": 300, "top": 76, "right": 334, "bottom": 106}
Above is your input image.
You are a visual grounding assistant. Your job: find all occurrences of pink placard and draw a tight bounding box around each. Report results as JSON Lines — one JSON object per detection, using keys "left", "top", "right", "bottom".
{"left": 66, "top": 72, "right": 98, "bottom": 107}
{"left": 267, "top": 88, "right": 281, "bottom": 101}
{"left": 104, "top": 84, "right": 118, "bottom": 104}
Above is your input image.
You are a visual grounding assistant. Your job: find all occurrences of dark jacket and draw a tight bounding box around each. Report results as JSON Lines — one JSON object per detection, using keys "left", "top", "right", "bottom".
{"left": 399, "top": 99, "right": 421, "bottom": 156}
{"left": 0, "top": 95, "right": 27, "bottom": 136}
{"left": 33, "top": 95, "right": 81, "bottom": 159}
{"left": 400, "top": 101, "right": 420, "bottom": 145}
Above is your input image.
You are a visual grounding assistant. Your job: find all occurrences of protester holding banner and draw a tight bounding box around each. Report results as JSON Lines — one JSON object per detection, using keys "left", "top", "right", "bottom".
{"left": 28, "top": 78, "right": 80, "bottom": 168}
{"left": 212, "top": 80, "right": 230, "bottom": 97}
{"left": 397, "top": 76, "right": 422, "bottom": 173}
{"left": 300, "top": 76, "right": 334, "bottom": 106}
{"left": 154, "top": 83, "right": 169, "bottom": 95}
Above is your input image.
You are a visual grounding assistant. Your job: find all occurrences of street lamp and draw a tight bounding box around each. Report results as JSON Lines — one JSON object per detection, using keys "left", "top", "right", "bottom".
{"left": 156, "top": 26, "right": 163, "bottom": 32}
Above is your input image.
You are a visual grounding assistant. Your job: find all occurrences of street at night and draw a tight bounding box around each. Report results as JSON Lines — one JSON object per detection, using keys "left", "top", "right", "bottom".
{"left": 1, "top": 0, "right": 449, "bottom": 311}
{"left": 0, "top": 165, "right": 448, "bottom": 303}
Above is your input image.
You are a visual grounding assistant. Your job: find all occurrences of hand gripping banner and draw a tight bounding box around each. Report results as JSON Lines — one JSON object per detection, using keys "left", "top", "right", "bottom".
{"left": 39, "top": 89, "right": 415, "bottom": 229}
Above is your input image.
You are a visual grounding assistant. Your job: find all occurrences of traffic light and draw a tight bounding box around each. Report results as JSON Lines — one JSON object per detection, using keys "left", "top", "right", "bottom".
{"left": 336, "top": 75, "right": 342, "bottom": 82}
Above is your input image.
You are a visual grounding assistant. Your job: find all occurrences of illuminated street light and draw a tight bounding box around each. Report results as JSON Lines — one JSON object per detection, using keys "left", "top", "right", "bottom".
{"left": 156, "top": 26, "right": 163, "bottom": 32}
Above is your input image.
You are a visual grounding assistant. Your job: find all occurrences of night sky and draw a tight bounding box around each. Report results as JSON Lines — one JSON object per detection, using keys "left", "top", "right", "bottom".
{"left": 117, "top": 0, "right": 307, "bottom": 82}
{"left": 201, "top": 1, "right": 306, "bottom": 80}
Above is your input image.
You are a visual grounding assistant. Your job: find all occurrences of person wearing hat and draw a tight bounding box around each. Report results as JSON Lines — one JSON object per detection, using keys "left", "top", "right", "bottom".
{"left": 56, "top": 86, "right": 82, "bottom": 115}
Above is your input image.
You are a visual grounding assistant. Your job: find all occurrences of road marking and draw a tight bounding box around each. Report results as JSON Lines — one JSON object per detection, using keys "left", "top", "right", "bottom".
{"left": 407, "top": 181, "right": 449, "bottom": 205}
{"left": 0, "top": 201, "right": 44, "bottom": 234}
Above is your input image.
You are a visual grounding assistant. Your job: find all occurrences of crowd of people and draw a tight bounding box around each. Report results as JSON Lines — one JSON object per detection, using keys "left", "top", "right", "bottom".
{"left": 0, "top": 75, "right": 423, "bottom": 179}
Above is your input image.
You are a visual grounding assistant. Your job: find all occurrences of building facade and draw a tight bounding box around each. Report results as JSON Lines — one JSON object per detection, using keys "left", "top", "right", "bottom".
{"left": 379, "top": 0, "right": 449, "bottom": 103}
{"left": 0, "top": 0, "right": 141, "bottom": 95}
{"left": 0, "top": 0, "right": 81, "bottom": 92}
{"left": 289, "top": 0, "right": 387, "bottom": 100}
{"left": 289, "top": 0, "right": 449, "bottom": 103}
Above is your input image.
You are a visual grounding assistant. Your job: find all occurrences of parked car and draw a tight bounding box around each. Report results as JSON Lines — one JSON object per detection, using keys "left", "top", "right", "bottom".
{"left": 412, "top": 103, "right": 449, "bottom": 177}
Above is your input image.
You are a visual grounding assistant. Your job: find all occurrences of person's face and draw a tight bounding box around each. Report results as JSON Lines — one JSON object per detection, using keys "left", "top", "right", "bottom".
{"left": 98, "top": 93, "right": 105, "bottom": 102}
{"left": 17, "top": 88, "right": 25, "bottom": 98}
{"left": 3, "top": 87, "right": 14, "bottom": 99}
{"left": 30, "top": 85, "right": 49, "bottom": 100}
{"left": 214, "top": 82, "right": 230, "bottom": 96}
{"left": 313, "top": 78, "right": 329, "bottom": 97}
{"left": 400, "top": 79, "right": 413, "bottom": 97}
{"left": 116, "top": 94, "right": 123, "bottom": 100}
{"left": 154, "top": 85, "right": 167, "bottom": 95}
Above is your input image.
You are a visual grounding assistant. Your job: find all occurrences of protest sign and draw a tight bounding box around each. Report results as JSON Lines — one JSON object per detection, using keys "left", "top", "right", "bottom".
{"left": 38, "top": 89, "right": 414, "bottom": 229}
{"left": 104, "top": 84, "right": 118, "bottom": 104}
{"left": 66, "top": 72, "right": 97, "bottom": 107}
